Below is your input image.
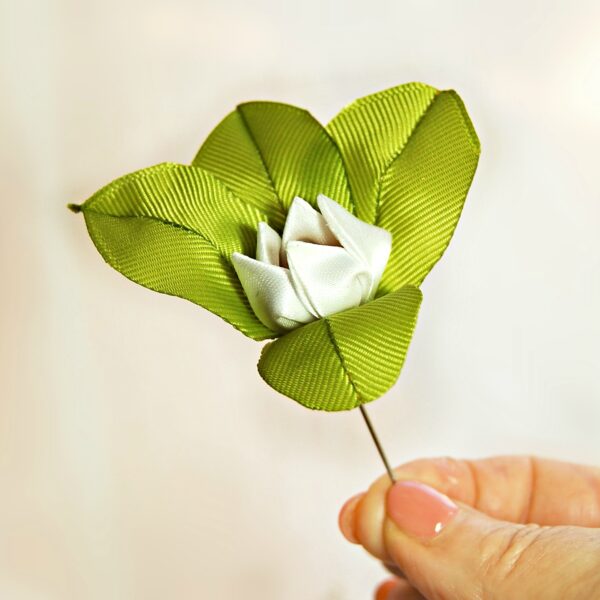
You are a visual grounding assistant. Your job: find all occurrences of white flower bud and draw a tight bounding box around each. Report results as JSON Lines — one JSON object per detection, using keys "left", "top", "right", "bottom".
{"left": 232, "top": 195, "right": 391, "bottom": 332}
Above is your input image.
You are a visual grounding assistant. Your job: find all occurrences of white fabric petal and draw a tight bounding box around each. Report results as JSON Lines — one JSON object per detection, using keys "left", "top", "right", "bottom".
{"left": 233, "top": 195, "right": 392, "bottom": 332}
{"left": 317, "top": 194, "right": 392, "bottom": 299}
{"left": 286, "top": 241, "right": 370, "bottom": 318}
{"left": 231, "top": 252, "right": 313, "bottom": 332}
{"left": 280, "top": 197, "right": 338, "bottom": 265}
{"left": 256, "top": 222, "right": 281, "bottom": 266}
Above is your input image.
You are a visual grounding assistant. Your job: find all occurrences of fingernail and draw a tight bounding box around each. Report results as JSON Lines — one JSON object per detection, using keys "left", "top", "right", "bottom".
{"left": 386, "top": 480, "right": 458, "bottom": 538}
{"left": 338, "top": 493, "right": 364, "bottom": 544}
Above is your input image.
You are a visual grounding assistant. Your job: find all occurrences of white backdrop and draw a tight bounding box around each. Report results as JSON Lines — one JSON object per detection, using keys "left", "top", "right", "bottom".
{"left": 1, "top": 1, "right": 599, "bottom": 598}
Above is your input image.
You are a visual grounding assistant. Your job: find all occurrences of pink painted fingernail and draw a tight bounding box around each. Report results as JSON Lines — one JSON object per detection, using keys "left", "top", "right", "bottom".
{"left": 386, "top": 481, "right": 458, "bottom": 538}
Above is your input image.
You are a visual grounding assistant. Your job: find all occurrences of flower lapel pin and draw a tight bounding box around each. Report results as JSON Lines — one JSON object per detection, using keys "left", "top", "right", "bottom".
{"left": 69, "top": 82, "right": 480, "bottom": 477}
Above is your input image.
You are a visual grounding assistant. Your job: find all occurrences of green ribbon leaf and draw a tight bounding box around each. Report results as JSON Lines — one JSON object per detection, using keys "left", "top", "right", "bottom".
{"left": 327, "top": 83, "right": 480, "bottom": 292}
{"left": 76, "top": 163, "right": 274, "bottom": 340}
{"left": 193, "top": 101, "right": 353, "bottom": 229}
{"left": 327, "top": 82, "right": 438, "bottom": 224}
{"left": 258, "top": 286, "right": 422, "bottom": 410}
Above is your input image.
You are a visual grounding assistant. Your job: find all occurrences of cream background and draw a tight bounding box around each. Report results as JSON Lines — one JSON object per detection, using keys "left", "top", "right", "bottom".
{"left": 1, "top": 1, "right": 600, "bottom": 598}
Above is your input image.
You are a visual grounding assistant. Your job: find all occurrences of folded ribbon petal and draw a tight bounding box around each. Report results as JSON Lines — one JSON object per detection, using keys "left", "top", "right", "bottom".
{"left": 317, "top": 194, "right": 391, "bottom": 299}
{"left": 281, "top": 197, "right": 338, "bottom": 265}
{"left": 231, "top": 253, "right": 313, "bottom": 332}
{"left": 233, "top": 194, "right": 392, "bottom": 333}
{"left": 286, "top": 241, "right": 369, "bottom": 318}
{"left": 256, "top": 222, "right": 282, "bottom": 266}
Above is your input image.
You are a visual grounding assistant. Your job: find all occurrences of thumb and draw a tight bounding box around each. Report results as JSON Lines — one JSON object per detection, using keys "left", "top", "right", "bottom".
{"left": 384, "top": 481, "right": 600, "bottom": 600}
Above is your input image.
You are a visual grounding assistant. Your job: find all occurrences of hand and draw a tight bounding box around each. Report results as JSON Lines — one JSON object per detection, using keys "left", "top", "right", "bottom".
{"left": 338, "top": 456, "right": 600, "bottom": 599}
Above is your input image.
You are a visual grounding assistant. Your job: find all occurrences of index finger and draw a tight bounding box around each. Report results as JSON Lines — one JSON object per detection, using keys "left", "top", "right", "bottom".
{"left": 386, "top": 456, "right": 600, "bottom": 526}
{"left": 346, "top": 455, "right": 600, "bottom": 561}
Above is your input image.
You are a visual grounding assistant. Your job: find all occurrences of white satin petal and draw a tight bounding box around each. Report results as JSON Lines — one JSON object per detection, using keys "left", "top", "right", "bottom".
{"left": 286, "top": 241, "right": 370, "bottom": 318}
{"left": 281, "top": 197, "right": 338, "bottom": 265}
{"left": 256, "top": 222, "right": 281, "bottom": 266}
{"left": 317, "top": 194, "right": 392, "bottom": 299}
{"left": 231, "top": 252, "right": 313, "bottom": 332}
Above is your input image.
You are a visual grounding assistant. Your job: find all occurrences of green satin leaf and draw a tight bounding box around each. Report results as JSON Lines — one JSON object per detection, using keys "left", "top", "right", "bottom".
{"left": 377, "top": 91, "right": 480, "bottom": 292}
{"left": 76, "top": 163, "right": 274, "bottom": 340}
{"left": 193, "top": 102, "right": 353, "bottom": 229}
{"left": 258, "top": 286, "right": 422, "bottom": 411}
{"left": 327, "top": 82, "right": 438, "bottom": 224}
{"left": 327, "top": 83, "right": 480, "bottom": 293}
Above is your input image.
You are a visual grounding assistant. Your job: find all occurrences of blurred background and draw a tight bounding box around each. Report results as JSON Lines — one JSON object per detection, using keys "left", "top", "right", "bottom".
{"left": 1, "top": 1, "right": 599, "bottom": 598}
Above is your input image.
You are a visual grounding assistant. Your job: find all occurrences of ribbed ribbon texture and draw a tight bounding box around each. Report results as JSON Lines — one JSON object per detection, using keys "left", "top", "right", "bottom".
{"left": 73, "top": 82, "right": 480, "bottom": 411}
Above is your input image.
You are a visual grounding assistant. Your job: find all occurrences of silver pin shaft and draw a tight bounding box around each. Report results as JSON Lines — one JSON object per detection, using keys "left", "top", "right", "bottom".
{"left": 359, "top": 405, "right": 396, "bottom": 483}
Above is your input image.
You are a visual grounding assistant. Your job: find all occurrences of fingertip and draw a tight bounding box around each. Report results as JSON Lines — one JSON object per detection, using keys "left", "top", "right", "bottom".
{"left": 338, "top": 493, "right": 364, "bottom": 544}
{"left": 375, "top": 578, "right": 422, "bottom": 600}
{"left": 386, "top": 480, "right": 458, "bottom": 539}
{"left": 354, "top": 479, "right": 394, "bottom": 561}
{"left": 375, "top": 578, "right": 398, "bottom": 600}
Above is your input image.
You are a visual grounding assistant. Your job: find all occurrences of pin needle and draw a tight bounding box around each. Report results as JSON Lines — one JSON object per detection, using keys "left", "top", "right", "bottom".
{"left": 359, "top": 404, "right": 396, "bottom": 484}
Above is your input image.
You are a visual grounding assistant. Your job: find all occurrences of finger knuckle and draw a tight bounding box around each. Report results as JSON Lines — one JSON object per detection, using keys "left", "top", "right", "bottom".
{"left": 480, "top": 524, "right": 547, "bottom": 592}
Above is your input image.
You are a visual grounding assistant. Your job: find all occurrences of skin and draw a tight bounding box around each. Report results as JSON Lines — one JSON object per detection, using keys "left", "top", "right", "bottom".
{"left": 338, "top": 456, "right": 600, "bottom": 599}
